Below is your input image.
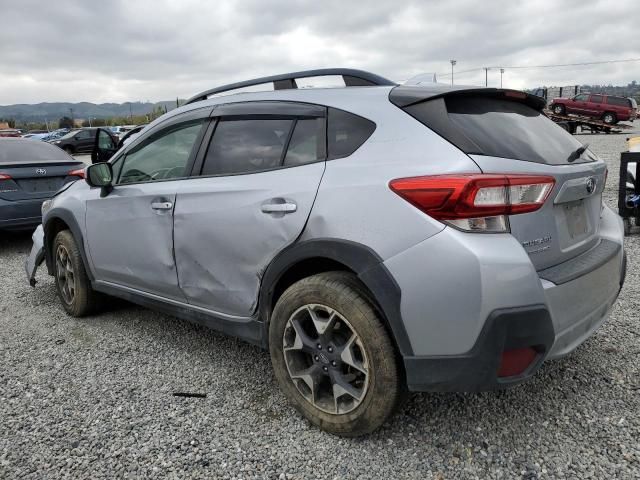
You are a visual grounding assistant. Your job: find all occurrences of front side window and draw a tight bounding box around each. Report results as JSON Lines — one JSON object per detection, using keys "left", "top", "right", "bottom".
{"left": 202, "top": 119, "right": 293, "bottom": 176}
{"left": 75, "top": 129, "right": 93, "bottom": 140}
{"left": 574, "top": 94, "right": 589, "bottom": 101}
{"left": 117, "top": 120, "right": 204, "bottom": 184}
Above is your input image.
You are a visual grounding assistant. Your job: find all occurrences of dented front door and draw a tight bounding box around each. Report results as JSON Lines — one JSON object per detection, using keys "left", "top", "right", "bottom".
{"left": 173, "top": 162, "right": 325, "bottom": 317}
{"left": 85, "top": 182, "right": 186, "bottom": 302}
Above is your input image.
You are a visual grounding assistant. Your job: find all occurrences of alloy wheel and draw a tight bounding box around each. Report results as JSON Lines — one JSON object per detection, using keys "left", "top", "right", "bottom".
{"left": 55, "top": 244, "right": 75, "bottom": 305}
{"left": 282, "top": 304, "right": 369, "bottom": 415}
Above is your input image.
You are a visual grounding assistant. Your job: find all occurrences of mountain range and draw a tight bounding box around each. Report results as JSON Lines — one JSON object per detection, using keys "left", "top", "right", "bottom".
{"left": 0, "top": 101, "right": 179, "bottom": 121}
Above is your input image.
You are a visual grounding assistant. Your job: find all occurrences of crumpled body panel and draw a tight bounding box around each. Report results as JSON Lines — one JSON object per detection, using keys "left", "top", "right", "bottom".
{"left": 174, "top": 162, "right": 325, "bottom": 317}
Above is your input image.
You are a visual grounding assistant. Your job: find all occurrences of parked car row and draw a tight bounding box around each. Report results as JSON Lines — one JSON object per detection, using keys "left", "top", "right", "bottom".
{"left": 18, "top": 69, "right": 625, "bottom": 437}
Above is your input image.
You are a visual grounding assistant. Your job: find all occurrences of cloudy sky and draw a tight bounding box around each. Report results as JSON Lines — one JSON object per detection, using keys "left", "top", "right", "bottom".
{"left": 1, "top": 0, "right": 639, "bottom": 105}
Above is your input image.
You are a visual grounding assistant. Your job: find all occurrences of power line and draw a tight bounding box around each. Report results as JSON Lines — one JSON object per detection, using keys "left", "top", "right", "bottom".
{"left": 438, "top": 57, "right": 640, "bottom": 78}
{"left": 496, "top": 57, "right": 640, "bottom": 69}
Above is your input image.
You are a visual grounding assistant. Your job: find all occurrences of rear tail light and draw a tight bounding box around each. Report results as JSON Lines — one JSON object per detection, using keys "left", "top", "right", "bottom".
{"left": 68, "top": 168, "right": 85, "bottom": 179}
{"left": 389, "top": 174, "right": 555, "bottom": 232}
{"left": 498, "top": 347, "right": 538, "bottom": 377}
{"left": 0, "top": 173, "right": 11, "bottom": 180}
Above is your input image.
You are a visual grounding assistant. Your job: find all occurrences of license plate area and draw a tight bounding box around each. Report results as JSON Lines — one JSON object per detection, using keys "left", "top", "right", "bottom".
{"left": 16, "top": 177, "right": 65, "bottom": 193}
{"left": 563, "top": 199, "right": 589, "bottom": 239}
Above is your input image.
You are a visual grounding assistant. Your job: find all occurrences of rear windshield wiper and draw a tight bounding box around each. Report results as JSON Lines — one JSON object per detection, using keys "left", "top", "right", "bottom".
{"left": 567, "top": 143, "right": 589, "bottom": 163}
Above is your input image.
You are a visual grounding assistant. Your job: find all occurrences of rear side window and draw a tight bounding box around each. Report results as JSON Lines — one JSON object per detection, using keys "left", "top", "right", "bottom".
{"left": 327, "top": 108, "right": 375, "bottom": 159}
{"left": 590, "top": 95, "right": 603, "bottom": 103}
{"left": 606, "top": 96, "right": 631, "bottom": 107}
{"left": 202, "top": 119, "right": 292, "bottom": 176}
{"left": 403, "top": 96, "right": 594, "bottom": 165}
{"left": 284, "top": 118, "right": 325, "bottom": 167}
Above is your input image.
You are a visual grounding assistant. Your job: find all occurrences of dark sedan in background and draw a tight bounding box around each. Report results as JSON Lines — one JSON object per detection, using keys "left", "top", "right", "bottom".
{"left": 0, "top": 138, "right": 85, "bottom": 231}
{"left": 49, "top": 128, "right": 117, "bottom": 155}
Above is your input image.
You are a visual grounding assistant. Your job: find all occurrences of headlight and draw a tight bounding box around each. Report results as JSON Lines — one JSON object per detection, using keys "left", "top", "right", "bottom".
{"left": 54, "top": 141, "right": 61, "bottom": 144}
{"left": 41, "top": 199, "right": 52, "bottom": 216}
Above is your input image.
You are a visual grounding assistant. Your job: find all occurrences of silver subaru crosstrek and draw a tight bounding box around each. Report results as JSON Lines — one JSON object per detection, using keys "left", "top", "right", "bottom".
{"left": 25, "top": 69, "right": 626, "bottom": 436}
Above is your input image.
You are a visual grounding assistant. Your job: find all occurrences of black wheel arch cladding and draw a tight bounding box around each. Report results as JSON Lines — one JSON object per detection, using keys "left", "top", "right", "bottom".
{"left": 259, "top": 238, "right": 414, "bottom": 356}
{"left": 43, "top": 209, "right": 94, "bottom": 281}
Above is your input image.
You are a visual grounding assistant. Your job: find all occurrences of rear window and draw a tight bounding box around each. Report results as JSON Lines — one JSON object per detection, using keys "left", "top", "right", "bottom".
{"left": 606, "top": 96, "right": 631, "bottom": 108}
{"left": 0, "top": 139, "right": 72, "bottom": 163}
{"left": 404, "top": 96, "right": 594, "bottom": 165}
{"left": 327, "top": 108, "right": 376, "bottom": 159}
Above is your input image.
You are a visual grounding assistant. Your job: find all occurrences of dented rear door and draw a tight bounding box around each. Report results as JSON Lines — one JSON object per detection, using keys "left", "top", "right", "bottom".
{"left": 173, "top": 162, "right": 325, "bottom": 317}
{"left": 174, "top": 104, "right": 326, "bottom": 317}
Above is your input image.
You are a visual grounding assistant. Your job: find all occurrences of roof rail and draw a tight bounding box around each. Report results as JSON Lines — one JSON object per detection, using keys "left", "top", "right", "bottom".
{"left": 184, "top": 68, "right": 396, "bottom": 105}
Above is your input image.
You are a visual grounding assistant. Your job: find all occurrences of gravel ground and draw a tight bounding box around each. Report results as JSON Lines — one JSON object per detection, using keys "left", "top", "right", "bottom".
{"left": 1, "top": 132, "right": 639, "bottom": 479}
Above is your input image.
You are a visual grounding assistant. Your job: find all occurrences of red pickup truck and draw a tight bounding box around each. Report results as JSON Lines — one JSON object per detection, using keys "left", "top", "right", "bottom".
{"left": 550, "top": 93, "right": 637, "bottom": 124}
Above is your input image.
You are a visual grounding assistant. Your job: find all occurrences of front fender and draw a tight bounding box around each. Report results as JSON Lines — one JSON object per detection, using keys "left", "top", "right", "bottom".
{"left": 43, "top": 208, "right": 93, "bottom": 280}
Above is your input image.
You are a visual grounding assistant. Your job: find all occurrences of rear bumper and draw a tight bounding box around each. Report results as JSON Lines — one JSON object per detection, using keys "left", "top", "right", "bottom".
{"left": 0, "top": 197, "right": 43, "bottom": 229}
{"left": 387, "top": 205, "right": 625, "bottom": 392}
{"left": 404, "top": 306, "right": 555, "bottom": 392}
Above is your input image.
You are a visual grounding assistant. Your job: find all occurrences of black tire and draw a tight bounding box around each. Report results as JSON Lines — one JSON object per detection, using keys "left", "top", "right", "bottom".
{"left": 623, "top": 218, "right": 631, "bottom": 236}
{"left": 53, "top": 230, "right": 101, "bottom": 316}
{"left": 552, "top": 104, "right": 565, "bottom": 115}
{"left": 62, "top": 145, "right": 75, "bottom": 155}
{"left": 602, "top": 112, "right": 617, "bottom": 125}
{"left": 269, "top": 271, "right": 404, "bottom": 437}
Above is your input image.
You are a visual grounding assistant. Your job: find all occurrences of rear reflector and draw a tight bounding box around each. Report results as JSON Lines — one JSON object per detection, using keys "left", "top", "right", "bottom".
{"left": 0, "top": 173, "right": 11, "bottom": 180}
{"left": 389, "top": 174, "right": 555, "bottom": 232}
{"left": 498, "top": 347, "right": 538, "bottom": 377}
{"left": 68, "top": 168, "right": 85, "bottom": 179}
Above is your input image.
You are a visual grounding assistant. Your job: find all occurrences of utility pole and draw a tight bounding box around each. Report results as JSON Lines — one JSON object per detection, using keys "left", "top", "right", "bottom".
{"left": 450, "top": 59, "right": 456, "bottom": 86}
{"left": 484, "top": 67, "right": 489, "bottom": 87}
{"left": 128, "top": 102, "right": 133, "bottom": 123}
{"left": 69, "top": 108, "right": 74, "bottom": 126}
{"left": 500, "top": 68, "right": 504, "bottom": 88}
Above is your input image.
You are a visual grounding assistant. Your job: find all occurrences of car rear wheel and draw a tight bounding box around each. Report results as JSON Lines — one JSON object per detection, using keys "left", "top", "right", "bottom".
{"left": 553, "top": 104, "right": 565, "bottom": 115}
{"left": 269, "top": 272, "right": 404, "bottom": 437}
{"left": 602, "top": 112, "right": 617, "bottom": 125}
{"left": 53, "top": 230, "right": 101, "bottom": 317}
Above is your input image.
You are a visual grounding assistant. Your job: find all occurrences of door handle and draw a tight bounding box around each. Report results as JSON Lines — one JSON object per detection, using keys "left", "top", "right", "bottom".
{"left": 261, "top": 202, "right": 297, "bottom": 214}
{"left": 151, "top": 201, "right": 173, "bottom": 211}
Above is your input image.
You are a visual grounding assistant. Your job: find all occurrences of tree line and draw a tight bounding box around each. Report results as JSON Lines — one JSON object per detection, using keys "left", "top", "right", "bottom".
{"left": 2, "top": 105, "right": 168, "bottom": 132}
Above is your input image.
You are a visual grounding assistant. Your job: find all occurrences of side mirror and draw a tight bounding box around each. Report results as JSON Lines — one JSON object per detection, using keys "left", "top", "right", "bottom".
{"left": 86, "top": 162, "right": 113, "bottom": 197}
{"left": 91, "top": 128, "right": 118, "bottom": 164}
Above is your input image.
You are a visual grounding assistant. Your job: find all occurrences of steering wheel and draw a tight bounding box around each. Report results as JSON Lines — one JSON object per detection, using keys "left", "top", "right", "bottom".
{"left": 151, "top": 166, "right": 184, "bottom": 180}
{"left": 121, "top": 168, "right": 152, "bottom": 182}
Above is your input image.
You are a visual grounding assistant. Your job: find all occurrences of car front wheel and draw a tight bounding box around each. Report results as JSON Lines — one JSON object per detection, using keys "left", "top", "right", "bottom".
{"left": 53, "top": 230, "right": 101, "bottom": 317}
{"left": 269, "top": 272, "right": 404, "bottom": 437}
{"left": 553, "top": 104, "right": 565, "bottom": 115}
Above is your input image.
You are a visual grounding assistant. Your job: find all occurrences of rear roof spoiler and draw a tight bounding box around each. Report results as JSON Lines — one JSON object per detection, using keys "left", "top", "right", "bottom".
{"left": 390, "top": 85, "right": 546, "bottom": 111}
